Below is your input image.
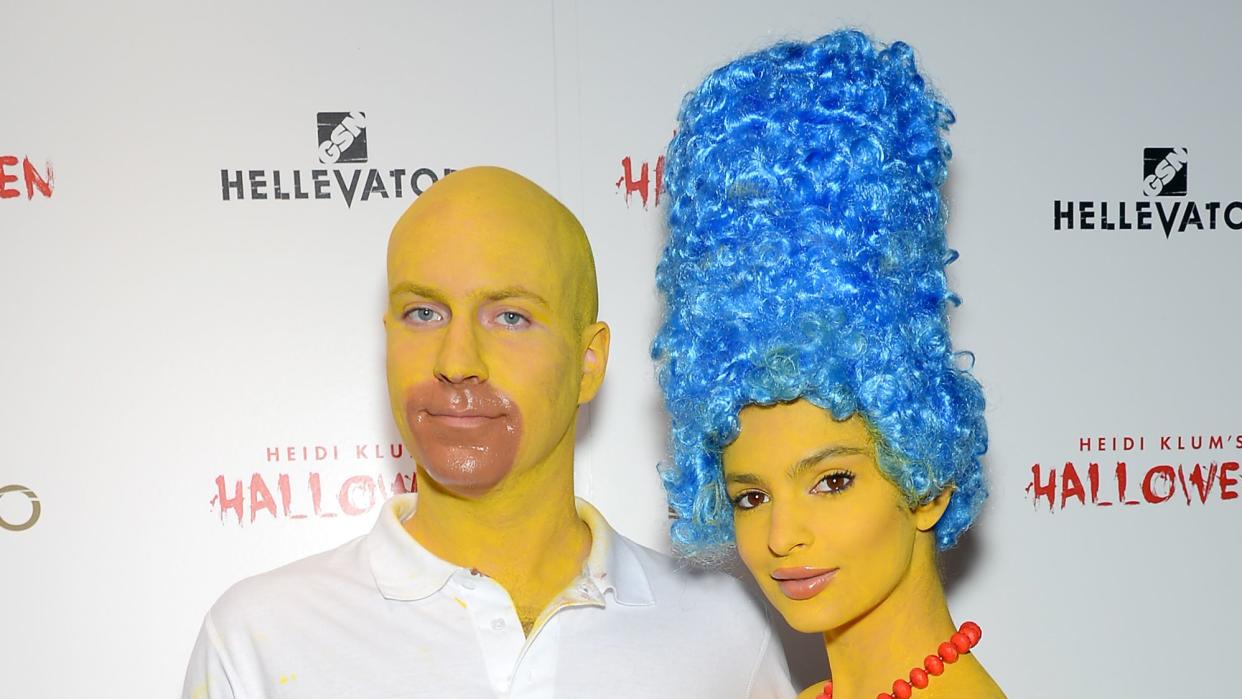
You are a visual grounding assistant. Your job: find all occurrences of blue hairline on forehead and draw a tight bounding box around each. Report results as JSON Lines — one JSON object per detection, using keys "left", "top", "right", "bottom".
{"left": 652, "top": 29, "right": 988, "bottom": 559}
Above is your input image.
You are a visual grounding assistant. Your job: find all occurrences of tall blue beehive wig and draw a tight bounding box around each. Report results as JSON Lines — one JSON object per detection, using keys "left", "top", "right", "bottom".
{"left": 652, "top": 30, "right": 987, "bottom": 556}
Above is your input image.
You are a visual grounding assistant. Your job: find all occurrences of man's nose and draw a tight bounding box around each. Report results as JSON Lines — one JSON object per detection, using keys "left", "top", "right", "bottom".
{"left": 767, "top": 500, "right": 813, "bottom": 557}
{"left": 433, "top": 315, "right": 489, "bottom": 384}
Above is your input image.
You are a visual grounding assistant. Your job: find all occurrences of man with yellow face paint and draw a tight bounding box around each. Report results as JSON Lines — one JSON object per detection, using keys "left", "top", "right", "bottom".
{"left": 183, "top": 166, "right": 795, "bottom": 698}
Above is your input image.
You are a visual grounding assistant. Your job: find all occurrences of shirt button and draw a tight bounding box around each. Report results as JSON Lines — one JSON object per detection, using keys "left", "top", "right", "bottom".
{"left": 491, "top": 618, "right": 506, "bottom": 631}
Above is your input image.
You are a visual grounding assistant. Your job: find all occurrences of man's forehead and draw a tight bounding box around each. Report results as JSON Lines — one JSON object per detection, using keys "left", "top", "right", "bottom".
{"left": 386, "top": 166, "right": 597, "bottom": 324}
{"left": 388, "top": 220, "right": 574, "bottom": 281}
{"left": 386, "top": 229, "right": 578, "bottom": 320}
{"left": 394, "top": 208, "right": 560, "bottom": 261}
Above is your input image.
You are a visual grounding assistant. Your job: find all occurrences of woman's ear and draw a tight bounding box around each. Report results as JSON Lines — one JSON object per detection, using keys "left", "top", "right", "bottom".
{"left": 913, "top": 486, "right": 954, "bottom": 532}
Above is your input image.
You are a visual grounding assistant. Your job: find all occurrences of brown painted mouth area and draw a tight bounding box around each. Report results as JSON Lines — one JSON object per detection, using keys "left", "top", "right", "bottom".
{"left": 419, "top": 413, "right": 503, "bottom": 428}
{"left": 404, "top": 381, "right": 523, "bottom": 495}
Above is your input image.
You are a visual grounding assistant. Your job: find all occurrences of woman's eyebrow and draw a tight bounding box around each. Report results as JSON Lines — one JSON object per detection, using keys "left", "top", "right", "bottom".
{"left": 787, "top": 445, "right": 867, "bottom": 480}
{"left": 725, "top": 445, "right": 866, "bottom": 486}
{"left": 724, "top": 472, "right": 764, "bottom": 486}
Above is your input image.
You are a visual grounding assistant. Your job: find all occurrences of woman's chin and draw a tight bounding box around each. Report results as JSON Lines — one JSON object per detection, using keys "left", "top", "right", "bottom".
{"left": 766, "top": 598, "right": 841, "bottom": 634}
{"left": 784, "top": 615, "right": 828, "bottom": 634}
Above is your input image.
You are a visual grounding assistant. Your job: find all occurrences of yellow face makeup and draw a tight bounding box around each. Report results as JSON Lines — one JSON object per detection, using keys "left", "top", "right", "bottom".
{"left": 722, "top": 399, "right": 927, "bottom": 634}
{"left": 384, "top": 166, "right": 608, "bottom": 497}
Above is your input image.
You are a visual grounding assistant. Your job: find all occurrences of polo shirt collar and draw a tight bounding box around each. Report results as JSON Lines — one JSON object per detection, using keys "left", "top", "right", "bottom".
{"left": 576, "top": 499, "right": 655, "bottom": 607}
{"left": 366, "top": 493, "right": 655, "bottom": 607}
{"left": 365, "top": 493, "right": 457, "bottom": 601}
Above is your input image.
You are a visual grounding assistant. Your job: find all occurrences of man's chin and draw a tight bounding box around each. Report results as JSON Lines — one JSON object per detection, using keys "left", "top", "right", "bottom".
{"left": 417, "top": 452, "right": 515, "bottom": 498}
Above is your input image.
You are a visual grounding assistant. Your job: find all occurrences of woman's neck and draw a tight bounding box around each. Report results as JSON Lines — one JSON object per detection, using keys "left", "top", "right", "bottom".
{"left": 821, "top": 534, "right": 958, "bottom": 699}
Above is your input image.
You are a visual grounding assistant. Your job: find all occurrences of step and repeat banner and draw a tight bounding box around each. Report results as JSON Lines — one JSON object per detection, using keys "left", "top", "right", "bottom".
{"left": 3, "top": 1, "right": 1238, "bottom": 696}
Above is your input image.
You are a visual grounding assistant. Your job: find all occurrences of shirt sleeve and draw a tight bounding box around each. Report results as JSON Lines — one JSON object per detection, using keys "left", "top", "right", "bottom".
{"left": 745, "top": 612, "right": 798, "bottom": 699}
{"left": 182, "top": 613, "right": 242, "bottom": 699}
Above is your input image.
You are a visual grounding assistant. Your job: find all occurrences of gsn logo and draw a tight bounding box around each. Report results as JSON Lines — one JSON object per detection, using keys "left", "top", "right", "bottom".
{"left": 317, "top": 111, "right": 368, "bottom": 165}
{"left": 1142, "top": 147, "right": 1188, "bottom": 197}
{"left": 0, "top": 484, "right": 40, "bottom": 532}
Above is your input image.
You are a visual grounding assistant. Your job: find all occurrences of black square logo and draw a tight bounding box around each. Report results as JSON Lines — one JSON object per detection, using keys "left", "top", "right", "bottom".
{"left": 317, "top": 111, "right": 367, "bottom": 164}
{"left": 1142, "top": 147, "right": 1187, "bottom": 197}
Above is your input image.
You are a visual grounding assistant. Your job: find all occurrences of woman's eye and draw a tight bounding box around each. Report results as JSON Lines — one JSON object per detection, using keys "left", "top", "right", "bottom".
{"left": 732, "top": 490, "right": 770, "bottom": 511}
{"left": 812, "top": 471, "right": 855, "bottom": 495}
{"left": 405, "top": 307, "right": 443, "bottom": 323}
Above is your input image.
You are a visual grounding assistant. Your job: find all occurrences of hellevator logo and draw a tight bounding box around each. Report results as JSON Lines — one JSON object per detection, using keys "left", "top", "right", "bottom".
{"left": 1053, "top": 147, "right": 1242, "bottom": 238}
{"left": 1142, "top": 147, "right": 1188, "bottom": 197}
{"left": 317, "top": 111, "right": 367, "bottom": 165}
{"left": 219, "top": 111, "right": 454, "bottom": 208}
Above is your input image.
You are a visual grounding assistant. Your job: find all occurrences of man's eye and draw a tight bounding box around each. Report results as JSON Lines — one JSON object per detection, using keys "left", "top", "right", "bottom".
{"left": 731, "top": 490, "right": 769, "bottom": 511}
{"left": 496, "top": 311, "right": 529, "bottom": 327}
{"left": 405, "top": 307, "right": 443, "bottom": 323}
{"left": 812, "top": 471, "right": 855, "bottom": 495}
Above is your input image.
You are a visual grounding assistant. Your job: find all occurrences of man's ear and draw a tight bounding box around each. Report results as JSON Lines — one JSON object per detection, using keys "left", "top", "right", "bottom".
{"left": 913, "top": 485, "right": 954, "bottom": 532}
{"left": 577, "top": 321, "right": 611, "bottom": 404}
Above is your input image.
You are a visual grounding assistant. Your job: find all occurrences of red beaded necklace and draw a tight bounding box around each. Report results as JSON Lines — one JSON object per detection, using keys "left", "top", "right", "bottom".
{"left": 816, "top": 621, "right": 982, "bottom": 699}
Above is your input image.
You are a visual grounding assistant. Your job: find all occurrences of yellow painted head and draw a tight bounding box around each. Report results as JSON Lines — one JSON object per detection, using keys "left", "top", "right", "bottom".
{"left": 721, "top": 399, "right": 952, "bottom": 634}
{"left": 384, "top": 166, "right": 609, "bottom": 497}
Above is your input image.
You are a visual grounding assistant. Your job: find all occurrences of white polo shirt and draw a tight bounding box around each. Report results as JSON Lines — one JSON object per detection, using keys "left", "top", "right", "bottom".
{"left": 183, "top": 494, "right": 795, "bottom": 698}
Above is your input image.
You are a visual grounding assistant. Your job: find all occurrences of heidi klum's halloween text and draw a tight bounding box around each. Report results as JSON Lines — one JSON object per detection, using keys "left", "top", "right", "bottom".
{"left": 210, "top": 442, "right": 416, "bottom": 524}
{"left": 1026, "top": 461, "right": 1239, "bottom": 510}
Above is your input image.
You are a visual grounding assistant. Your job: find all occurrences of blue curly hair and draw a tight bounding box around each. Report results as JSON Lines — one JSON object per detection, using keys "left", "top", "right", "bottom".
{"left": 652, "top": 29, "right": 987, "bottom": 558}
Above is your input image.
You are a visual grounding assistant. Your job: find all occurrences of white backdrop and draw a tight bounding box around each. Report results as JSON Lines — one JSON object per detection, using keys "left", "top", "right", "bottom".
{"left": 3, "top": 1, "right": 1240, "bottom": 697}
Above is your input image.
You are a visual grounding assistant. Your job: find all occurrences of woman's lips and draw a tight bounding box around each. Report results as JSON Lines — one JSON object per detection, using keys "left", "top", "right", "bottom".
{"left": 771, "top": 567, "right": 838, "bottom": 601}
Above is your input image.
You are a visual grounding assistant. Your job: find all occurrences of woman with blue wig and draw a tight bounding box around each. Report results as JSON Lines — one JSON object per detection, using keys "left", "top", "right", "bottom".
{"left": 653, "top": 30, "right": 1005, "bottom": 699}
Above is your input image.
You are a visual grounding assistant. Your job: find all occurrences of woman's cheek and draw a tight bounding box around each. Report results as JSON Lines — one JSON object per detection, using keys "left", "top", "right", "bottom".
{"left": 732, "top": 515, "right": 766, "bottom": 569}
{"left": 846, "top": 503, "right": 917, "bottom": 588}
